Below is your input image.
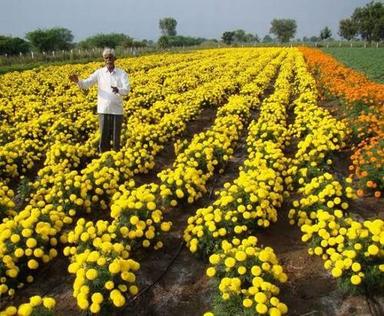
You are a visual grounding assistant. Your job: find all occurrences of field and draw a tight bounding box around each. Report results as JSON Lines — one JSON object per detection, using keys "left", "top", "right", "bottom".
{"left": 322, "top": 47, "right": 384, "bottom": 83}
{"left": 0, "top": 47, "right": 383, "bottom": 316}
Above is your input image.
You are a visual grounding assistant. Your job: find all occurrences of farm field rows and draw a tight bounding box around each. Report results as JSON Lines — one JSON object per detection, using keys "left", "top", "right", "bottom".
{"left": 0, "top": 47, "right": 383, "bottom": 316}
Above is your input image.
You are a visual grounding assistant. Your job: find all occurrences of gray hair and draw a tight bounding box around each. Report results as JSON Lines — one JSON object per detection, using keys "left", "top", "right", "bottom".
{"left": 102, "top": 47, "right": 115, "bottom": 57}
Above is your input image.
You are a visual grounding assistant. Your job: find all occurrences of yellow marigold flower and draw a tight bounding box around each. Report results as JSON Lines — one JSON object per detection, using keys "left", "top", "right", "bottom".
{"left": 351, "top": 262, "right": 361, "bottom": 272}
{"left": 243, "top": 298, "right": 253, "bottom": 308}
{"left": 109, "top": 261, "right": 121, "bottom": 274}
{"left": 238, "top": 266, "right": 247, "bottom": 275}
{"left": 206, "top": 267, "right": 216, "bottom": 277}
{"left": 251, "top": 265, "right": 261, "bottom": 276}
{"left": 130, "top": 216, "right": 139, "bottom": 225}
{"left": 91, "top": 292, "right": 104, "bottom": 304}
{"left": 129, "top": 285, "right": 139, "bottom": 295}
{"left": 42, "top": 297, "right": 55, "bottom": 310}
{"left": 224, "top": 257, "right": 236, "bottom": 268}
{"left": 331, "top": 267, "right": 342, "bottom": 278}
{"left": 29, "top": 295, "right": 42, "bottom": 307}
{"left": 235, "top": 251, "right": 247, "bottom": 262}
{"left": 255, "top": 292, "right": 267, "bottom": 304}
{"left": 367, "top": 244, "right": 379, "bottom": 255}
{"left": 269, "top": 307, "right": 282, "bottom": 316}
{"left": 277, "top": 302, "right": 288, "bottom": 313}
{"left": 258, "top": 250, "right": 270, "bottom": 262}
{"left": 90, "top": 303, "right": 100, "bottom": 314}
{"left": 26, "top": 238, "right": 37, "bottom": 248}
{"left": 17, "top": 303, "right": 33, "bottom": 316}
{"left": 350, "top": 274, "right": 361, "bottom": 285}
{"left": 85, "top": 268, "right": 98, "bottom": 280}
{"left": 255, "top": 303, "right": 268, "bottom": 314}
{"left": 161, "top": 222, "right": 171, "bottom": 232}
{"left": 27, "top": 259, "right": 39, "bottom": 270}
{"left": 209, "top": 254, "right": 220, "bottom": 265}
{"left": 105, "top": 280, "right": 114, "bottom": 290}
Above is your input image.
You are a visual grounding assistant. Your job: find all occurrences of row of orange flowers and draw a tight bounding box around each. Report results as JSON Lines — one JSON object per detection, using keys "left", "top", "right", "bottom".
{"left": 299, "top": 47, "right": 384, "bottom": 199}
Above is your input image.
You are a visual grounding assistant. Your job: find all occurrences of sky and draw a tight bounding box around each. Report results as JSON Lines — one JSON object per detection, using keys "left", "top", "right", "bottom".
{"left": 0, "top": 0, "right": 373, "bottom": 41}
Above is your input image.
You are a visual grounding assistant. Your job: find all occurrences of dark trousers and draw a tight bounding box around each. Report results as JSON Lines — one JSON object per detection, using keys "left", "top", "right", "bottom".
{"left": 98, "top": 114, "right": 123, "bottom": 153}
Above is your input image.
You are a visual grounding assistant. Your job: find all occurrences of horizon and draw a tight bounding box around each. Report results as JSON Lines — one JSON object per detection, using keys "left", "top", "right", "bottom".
{"left": 0, "top": 0, "right": 373, "bottom": 42}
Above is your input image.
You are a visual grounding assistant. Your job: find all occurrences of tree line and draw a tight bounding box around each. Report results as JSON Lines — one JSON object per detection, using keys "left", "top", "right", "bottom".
{"left": 1, "top": 1, "right": 383, "bottom": 56}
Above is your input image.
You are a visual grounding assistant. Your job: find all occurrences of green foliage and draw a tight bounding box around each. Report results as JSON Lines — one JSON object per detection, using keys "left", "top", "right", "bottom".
{"left": 159, "top": 17, "right": 177, "bottom": 36}
{"left": 262, "top": 35, "right": 273, "bottom": 43}
{"left": 157, "top": 35, "right": 206, "bottom": 48}
{"left": 26, "top": 27, "right": 74, "bottom": 52}
{"left": 351, "top": 1, "right": 384, "bottom": 42}
{"left": 322, "top": 47, "right": 384, "bottom": 83}
{"left": 269, "top": 18, "right": 297, "bottom": 42}
{"left": 339, "top": 18, "right": 358, "bottom": 40}
{"left": 211, "top": 291, "right": 256, "bottom": 316}
{"left": 222, "top": 32, "right": 235, "bottom": 45}
{"left": 78, "top": 33, "right": 134, "bottom": 49}
{"left": 320, "top": 26, "right": 332, "bottom": 40}
{"left": 221, "top": 30, "right": 258, "bottom": 45}
{"left": 0, "top": 35, "right": 30, "bottom": 55}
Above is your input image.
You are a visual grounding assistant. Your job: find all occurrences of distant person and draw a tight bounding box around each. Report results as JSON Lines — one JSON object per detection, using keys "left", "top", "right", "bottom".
{"left": 69, "top": 47, "right": 130, "bottom": 153}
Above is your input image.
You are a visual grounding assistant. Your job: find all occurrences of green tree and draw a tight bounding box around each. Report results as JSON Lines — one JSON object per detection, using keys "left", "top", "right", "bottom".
{"left": 232, "top": 29, "right": 259, "bottom": 43}
{"left": 159, "top": 17, "right": 177, "bottom": 36}
{"left": 269, "top": 19, "right": 297, "bottom": 42}
{"left": 222, "top": 31, "right": 235, "bottom": 45}
{"left": 0, "top": 35, "right": 30, "bottom": 55}
{"left": 338, "top": 18, "right": 358, "bottom": 40}
{"left": 78, "top": 33, "right": 133, "bottom": 49}
{"left": 352, "top": 1, "right": 384, "bottom": 42}
{"left": 262, "top": 35, "right": 273, "bottom": 43}
{"left": 26, "top": 27, "right": 73, "bottom": 52}
{"left": 310, "top": 36, "right": 320, "bottom": 42}
{"left": 157, "top": 35, "right": 206, "bottom": 48}
{"left": 320, "top": 26, "right": 332, "bottom": 40}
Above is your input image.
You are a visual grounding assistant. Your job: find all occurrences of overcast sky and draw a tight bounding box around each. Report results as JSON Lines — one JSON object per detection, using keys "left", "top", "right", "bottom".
{"left": 0, "top": 0, "right": 372, "bottom": 41}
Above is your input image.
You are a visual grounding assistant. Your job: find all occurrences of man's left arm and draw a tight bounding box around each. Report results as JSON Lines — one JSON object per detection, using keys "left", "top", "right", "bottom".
{"left": 118, "top": 71, "right": 130, "bottom": 96}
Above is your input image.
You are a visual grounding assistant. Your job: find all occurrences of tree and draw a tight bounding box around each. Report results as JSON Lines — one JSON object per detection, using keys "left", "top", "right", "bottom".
{"left": 157, "top": 35, "right": 205, "bottom": 48}
{"left": 232, "top": 29, "right": 259, "bottom": 43}
{"left": 0, "top": 35, "right": 30, "bottom": 55}
{"left": 26, "top": 27, "right": 73, "bottom": 52}
{"left": 78, "top": 33, "right": 133, "bottom": 49}
{"left": 222, "top": 31, "right": 235, "bottom": 45}
{"left": 320, "top": 26, "right": 332, "bottom": 40}
{"left": 269, "top": 19, "right": 297, "bottom": 42}
{"left": 351, "top": 1, "right": 384, "bottom": 42}
{"left": 262, "top": 35, "right": 273, "bottom": 43}
{"left": 310, "top": 36, "right": 320, "bottom": 42}
{"left": 338, "top": 18, "right": 358, "bottom": 40}
{"left": 159, "top": 17, "right": 177, "bottom": 36}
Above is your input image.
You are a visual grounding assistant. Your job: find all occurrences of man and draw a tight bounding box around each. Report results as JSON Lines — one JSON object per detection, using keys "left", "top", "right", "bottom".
{"left": 69, "top": 47, "right": 130, "bottom": 153}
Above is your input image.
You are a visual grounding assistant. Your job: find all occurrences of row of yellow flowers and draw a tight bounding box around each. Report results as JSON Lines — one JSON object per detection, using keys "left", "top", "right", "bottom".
{"left": 286, "top": 50, "right": 384, "bottom": 292}
{"left": 0, "top": 183, "right": 15, "bottom": 220}
{"left": 0, "top": 295, "right": 56, "bottom": 316}
{"left": 186, "top": 50, "right": 301, "bottom": 316}
{"left": 299, "top": 47, "right": 384, "bottom": 198}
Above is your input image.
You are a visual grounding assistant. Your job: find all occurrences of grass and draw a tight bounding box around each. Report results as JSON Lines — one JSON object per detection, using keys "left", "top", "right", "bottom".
{"left": 322, "top": 47, "right": 384, "bottom": 83}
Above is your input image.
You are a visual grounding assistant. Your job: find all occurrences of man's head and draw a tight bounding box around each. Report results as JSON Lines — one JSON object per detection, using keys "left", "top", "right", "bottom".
{"left": 103, "top": 47, "right": 116, "bottom": 69}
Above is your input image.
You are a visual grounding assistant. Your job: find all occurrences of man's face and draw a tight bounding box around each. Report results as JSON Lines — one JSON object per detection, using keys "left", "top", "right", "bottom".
{"left": 104, "top": 54, "right": 115, "bottom": 68}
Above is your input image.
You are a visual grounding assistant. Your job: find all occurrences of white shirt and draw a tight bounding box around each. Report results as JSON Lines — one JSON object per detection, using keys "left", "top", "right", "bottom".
{"left": 78, "top": 66, "right": 130, "bottom": 115}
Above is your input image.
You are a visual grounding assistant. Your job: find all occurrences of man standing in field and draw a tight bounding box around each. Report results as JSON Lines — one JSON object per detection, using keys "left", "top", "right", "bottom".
{"left": 69, "top": 47, "right": 130, "bottom": 153}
